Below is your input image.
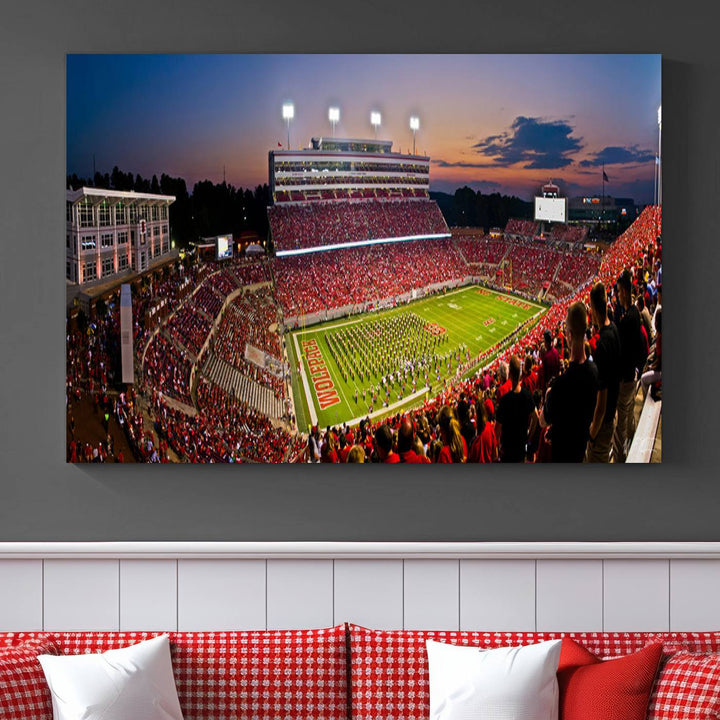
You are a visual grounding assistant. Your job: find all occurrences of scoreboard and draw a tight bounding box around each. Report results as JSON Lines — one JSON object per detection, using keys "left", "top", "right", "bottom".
{"left": 534, "top": 197, "right": 567, "bottom": 223}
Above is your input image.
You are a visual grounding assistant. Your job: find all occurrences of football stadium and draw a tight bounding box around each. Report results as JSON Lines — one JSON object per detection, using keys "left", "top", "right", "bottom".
{"left": 66, "top": 57, "right": 662, "bottom": 465}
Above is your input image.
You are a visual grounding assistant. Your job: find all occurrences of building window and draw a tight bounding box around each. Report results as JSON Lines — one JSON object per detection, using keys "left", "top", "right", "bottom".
{"left": 83, "top": 262, "right": 97, "bottom": 282}
{"left": 118, "top": 254, "right": 129, "bottom": 271}
{"left": 66, "top": 234, "right": 71, "bottom": 249}
{"left": 102, "top": 257, "right": 115, "bottom": 277}
{"left": 162, "top": 238, "right": 169, "bottom": 253}
{"left": 66, "top": 202, "right": 73, "bottom": 223}
{"left": 117, "top": 230, "right": 128, "bottom": 245}
{"left": 151, "top": 205, "right": 159, "bottom": 222}
{"left": 79, "top": 201, "right": 94, "bottom": 228}
{"left": 162, "top": 224, "right": 168, "bottom": 236}
{"left": 161, "top": 205, "right": 168, "bottom": 220}
{"left": 66, "top": 261, "right": 72, "bottom": 280}
{"left": 152, "top": 225, "right": 159, "bottom": 237}
{"left": 153, "top": 243, "right": 160, "bottom": 258}
{"left": 115, "top": 202, "right": 126, "bottom": 225}
{"left": 129, "top": 205, "right": 139, "bottom": 223}
{"left": 81, "top": 235, "right": 96, "bottom": 251}
{"left": 101, "top": 233, "right": 114, "bottom": 248}
{"left": 98, "top": 203, "right": 111, "bottom": 226}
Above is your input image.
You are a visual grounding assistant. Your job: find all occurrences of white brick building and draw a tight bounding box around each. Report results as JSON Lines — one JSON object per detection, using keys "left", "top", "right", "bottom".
{"left": 66, "top": 187, "right": 175, "bottom": 285}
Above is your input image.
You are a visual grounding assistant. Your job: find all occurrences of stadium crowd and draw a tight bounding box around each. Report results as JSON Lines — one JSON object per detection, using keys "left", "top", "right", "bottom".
{"left": 268, "top": 198, "right": 448, "bottom": 251}
{"left": 302, "top": 206, "right": 661, "bottom": 463}
{"left": 67, "top": 194, "right": 660, "bottom": 464}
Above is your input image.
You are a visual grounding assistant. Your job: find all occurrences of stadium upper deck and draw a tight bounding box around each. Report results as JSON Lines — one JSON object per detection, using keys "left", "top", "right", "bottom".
{"left": 269, "top": 136, "right": 430, "bottom": 203}
{"left": 267, "top": 136, "right": 449, "bottom": 255}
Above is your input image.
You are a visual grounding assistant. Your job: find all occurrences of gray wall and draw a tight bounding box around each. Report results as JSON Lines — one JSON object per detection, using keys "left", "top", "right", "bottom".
{"left": 0, "top": 0, "right": 716, "bottom": 541}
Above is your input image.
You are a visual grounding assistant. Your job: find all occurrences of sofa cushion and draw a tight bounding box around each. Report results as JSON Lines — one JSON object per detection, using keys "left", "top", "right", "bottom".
{"left": 0, "top": 635, "right": 60, "bottom": 720}
{"left": 647, "top": 652, "right": 720, "bottom": 720}
{"left": 426, "top": 638, "right": 562, "bottom": 720}
{"left": 348, "top": 626, "right": 652, "bottom": 720}
{"left": 2, "top": 627, "right": 348, "bottom": 720}
{"left": 647, "top": 632, "right": 720, "bottom": 654}
{"left": 557, "top": 637, "right": 663, "bottom": 720}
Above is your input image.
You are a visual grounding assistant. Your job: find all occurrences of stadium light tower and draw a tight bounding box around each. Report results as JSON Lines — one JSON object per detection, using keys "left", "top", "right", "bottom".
{"left": 371, "top": 111, "right": 381, "bottom": 139}
{"left": 657, "top": 104, "right": 662, "bottom": 207}
{"left": 282, "top": 102, "right": 294, "bottom": 150}
{"left": 409, "top": 116, "right": 420, "bottom": 155}
{"left": 328, "top": 107, "right": 340, "bottom": 138}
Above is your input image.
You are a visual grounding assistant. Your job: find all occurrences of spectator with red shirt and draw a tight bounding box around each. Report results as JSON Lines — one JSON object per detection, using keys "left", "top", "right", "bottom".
{"left": 397, "top": 418, "right": 431, "bottom": 463}
{"left": 468, "top": 398, "right": 498, "bottom": 463}
{"left": 374, "top": 423, "right": 400, "bottom": 463}
{"left": 435, "top": 405, "right": 467, "bottom": 463}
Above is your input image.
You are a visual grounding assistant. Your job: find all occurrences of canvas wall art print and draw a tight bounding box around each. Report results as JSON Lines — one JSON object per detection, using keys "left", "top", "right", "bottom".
{"left": 65, "top": 54, "right": 662, "bottom": 464}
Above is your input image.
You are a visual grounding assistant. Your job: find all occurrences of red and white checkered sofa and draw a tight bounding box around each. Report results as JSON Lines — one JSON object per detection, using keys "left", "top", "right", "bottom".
{"left": 2, "top": 624, "right": 720, "bottom": 719}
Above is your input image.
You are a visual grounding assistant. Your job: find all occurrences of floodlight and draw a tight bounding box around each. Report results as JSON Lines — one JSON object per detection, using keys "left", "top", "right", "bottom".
{"left": 409, "top": 116, "right": 420, "bottom": 154}
{"left": 282, "top": 102, "right": 294, "bottom": 120}
{"left": 371, "top": 111, "right": 381, "bottom": 126}
{"left": 328, "top": 107, "right": 340, "bottom": 123}
{"left": 657, "top": 105, "right": 662, "bottom": 126}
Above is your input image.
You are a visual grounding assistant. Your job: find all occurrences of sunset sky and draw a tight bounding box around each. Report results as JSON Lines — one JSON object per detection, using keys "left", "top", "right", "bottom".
{"left": 67, "top": 54, "right": 661, "bottom": 203}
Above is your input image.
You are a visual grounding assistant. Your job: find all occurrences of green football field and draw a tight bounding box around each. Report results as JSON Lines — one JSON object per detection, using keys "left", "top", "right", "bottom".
{"left": 287, "top": 285, "right": 546, "bottom": 430}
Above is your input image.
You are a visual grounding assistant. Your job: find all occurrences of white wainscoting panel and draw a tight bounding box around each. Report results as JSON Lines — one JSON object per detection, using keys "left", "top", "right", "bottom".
{"left": 460, "top": 559, "right": 536, "bottom": 631}
{"left": 43, "top": 559, "right": 119, "bottom": 631}
{"left": 177, "top": 559, "right": 265, "bottom": 631}
{"left": 670, "top": 559, "right": 720, "bottom": 630}
{"left": 604, "top": 560, "right": 669, "bottom": 631}
{"left": 0, "top": 560, "right": 43, "bottom": 631}
{"left": 403, "top": 560, "right": 459, "bottom": 630}
{"left": 536, "top": 560, "right": 603, "bottom": 631}
{"left": 266, "top": 559, "right": 334, "bottom": 629}
{"left": 334, "top": 559, "right": 403, "bottom": 629}
{"left": 3, "top": 545, "right": 720, "bottom": 634}
{"left": 120, "top": 560, "right": 177, "bottom": 631}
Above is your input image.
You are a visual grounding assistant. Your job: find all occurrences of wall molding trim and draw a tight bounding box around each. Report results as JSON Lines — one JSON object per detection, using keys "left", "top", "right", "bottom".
{"left": 2, "top": 542, "right": 720, "bottom": 560}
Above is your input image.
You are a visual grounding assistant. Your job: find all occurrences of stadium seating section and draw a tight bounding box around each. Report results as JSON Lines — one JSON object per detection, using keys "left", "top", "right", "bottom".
{"left": 67, "top": 202, "right": 661, "bottom": 464}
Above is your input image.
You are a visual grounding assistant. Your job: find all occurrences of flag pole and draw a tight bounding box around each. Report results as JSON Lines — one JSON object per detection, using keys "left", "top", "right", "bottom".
{"left": 601, "top": 163, "right": 605, "bottom": 226}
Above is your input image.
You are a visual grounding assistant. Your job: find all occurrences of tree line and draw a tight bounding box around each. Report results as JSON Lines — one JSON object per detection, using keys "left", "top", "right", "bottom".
{"left": 67, "top": 167, "right": 270, "bottom": 249}
{"left": 430, "top": 187, "right": 533, "bottom": 232}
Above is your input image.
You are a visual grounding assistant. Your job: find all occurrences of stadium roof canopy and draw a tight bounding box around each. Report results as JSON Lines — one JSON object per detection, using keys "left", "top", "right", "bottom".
{"left": 67, "top": 187, "right": 176, "bottom": 203}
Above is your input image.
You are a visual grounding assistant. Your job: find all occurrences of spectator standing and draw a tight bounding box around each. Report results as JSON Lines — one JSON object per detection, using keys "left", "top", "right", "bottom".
{"left": 540, "top": 302, "right": 599, "bottom": 462}
{"left": 586, "top": 283, "right": 621, "bottom": 462}
{"left": 496, "top": 355, "right": 537, "bottom": 463}
{"left": 539, "top": 330, "right": 561, "bottom": 392}
{"left": 614, "top": 269, "right": 644, "bottom": 462}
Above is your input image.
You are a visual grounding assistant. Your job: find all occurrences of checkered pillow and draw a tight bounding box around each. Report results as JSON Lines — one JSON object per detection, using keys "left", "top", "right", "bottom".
{"left": 0, "top": 634, "right": 60, "bottom": 720}
{"left": 29, "top": 627, "right": 348, "bottom": 720}
{"left": 647, "top": 652, "right": 720, "bottom": 720}
{"left": 648, "top": 633, "right": 720, "bottom": 654}
{"left": 348, "top": 625, "right": 651, "bottom": 720}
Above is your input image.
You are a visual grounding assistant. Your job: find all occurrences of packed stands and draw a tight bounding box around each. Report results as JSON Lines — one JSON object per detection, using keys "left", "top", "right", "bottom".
{"left": 142, "top": 332, "right": 193, "bottom": 405}
{"left": 549, "top": 223, "right": 589, "bottom": 244}
{"left": 272, "top": 238, "right": 466, "bottom": 317}
{"left": 268, "top": 198, "right": 448, "bottom": 251}
{"left": 504, "top": 218, "right": 539, "bottom": 237}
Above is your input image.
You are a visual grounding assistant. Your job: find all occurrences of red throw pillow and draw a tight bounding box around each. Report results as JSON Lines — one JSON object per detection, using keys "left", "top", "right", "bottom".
{"left": 0, "top": 635, "right": 60, "bottom": 720}
{"left": 558, "top": 637, "right": 663, "bottom": 720}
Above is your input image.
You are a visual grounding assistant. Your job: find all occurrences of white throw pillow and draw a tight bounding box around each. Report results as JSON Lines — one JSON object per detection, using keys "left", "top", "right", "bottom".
{"left": 426, "top": 638, "right": 562, "bottom": 720}
{"left": 38, "top": 634, "right": 184, "bottom": 720}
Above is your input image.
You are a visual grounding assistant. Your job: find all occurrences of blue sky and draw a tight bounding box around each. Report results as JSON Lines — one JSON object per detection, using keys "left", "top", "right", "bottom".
{"left": 67, "top": 54, "right": 661, "bottom": 202}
